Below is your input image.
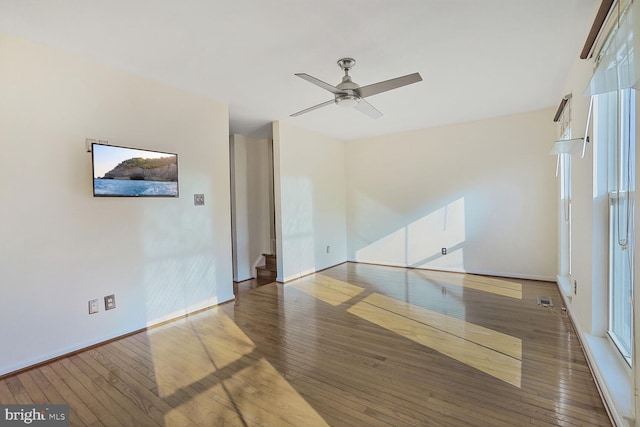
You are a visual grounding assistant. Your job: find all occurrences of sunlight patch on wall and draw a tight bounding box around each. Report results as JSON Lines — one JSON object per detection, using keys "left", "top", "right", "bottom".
{"left": 348, "top": 294, "right": 522, "bottom": 388}
{"left": 408, "top": 197, "right": 465, "bottom": 266}
{"left": 355, "top": 197, "right": 466, "bottom": 270}
{"left": 289, "top": 274, "right": 364, "bottom": 306}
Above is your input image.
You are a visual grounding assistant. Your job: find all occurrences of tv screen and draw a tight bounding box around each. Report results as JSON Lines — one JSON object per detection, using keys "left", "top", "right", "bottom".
{"left": 92, "top": 143, "right": 178, "bottom": 197}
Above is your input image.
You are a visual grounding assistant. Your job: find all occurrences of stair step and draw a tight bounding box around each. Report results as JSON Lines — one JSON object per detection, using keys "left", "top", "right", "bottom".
{"left": 258, "top": 253, "right": 277, "bottom": 282}
{"left": 263, "top": 253, "right": 276, "bottom": 269}
{"left": 257, "top": 273, "right": 276, "bottom": 280}
{"left": 257, "top": 264, "right": 277, "bottom": 273}
{"left": 262, "top": 254, "right": 276, "bottom": 267}
{"left": 256, "top": 272, "right": 276, "bottom": 284}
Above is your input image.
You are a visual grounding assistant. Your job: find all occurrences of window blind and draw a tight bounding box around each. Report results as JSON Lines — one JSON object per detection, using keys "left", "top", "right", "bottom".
{"left": 586, "top": 0, "right": 639, "bottom": 95}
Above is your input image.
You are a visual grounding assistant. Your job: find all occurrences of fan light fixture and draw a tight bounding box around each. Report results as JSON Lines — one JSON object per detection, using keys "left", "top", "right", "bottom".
{"left": 335, "top": 95, "right": 359, "bottom": 108}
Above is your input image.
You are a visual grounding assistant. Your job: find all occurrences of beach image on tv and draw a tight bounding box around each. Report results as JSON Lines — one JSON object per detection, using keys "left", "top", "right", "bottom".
{"left": 92, "top": 144, "right": 178, "bottom": 197}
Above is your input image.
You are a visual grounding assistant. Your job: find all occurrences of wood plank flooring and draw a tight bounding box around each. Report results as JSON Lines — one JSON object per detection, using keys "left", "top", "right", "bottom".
{"left": 0, "top": 263, "right": 611, "bottom": 426}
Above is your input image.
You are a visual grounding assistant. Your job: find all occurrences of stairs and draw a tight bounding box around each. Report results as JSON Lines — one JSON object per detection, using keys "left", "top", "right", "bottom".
{"left": 256, "top": 253, "right": 277, "bottom": 284}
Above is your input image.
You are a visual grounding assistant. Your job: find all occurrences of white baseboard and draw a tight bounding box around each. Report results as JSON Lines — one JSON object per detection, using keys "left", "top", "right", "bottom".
{"left": 558, "top": 287, "right": 633, "bottom": 427}
{"left": 556, "top": 274, "right": 574, "bottom": 298}
{"left": 348, "top": 260, "right": 554, "bottom": 282}
{"left": 451, "top": 267, "right": 555, "bottom": 282}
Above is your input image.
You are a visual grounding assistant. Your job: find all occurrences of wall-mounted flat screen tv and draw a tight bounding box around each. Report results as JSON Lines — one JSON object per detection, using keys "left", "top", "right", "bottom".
{"left": 92, "top": 143, "right": 178, "bottom": 197}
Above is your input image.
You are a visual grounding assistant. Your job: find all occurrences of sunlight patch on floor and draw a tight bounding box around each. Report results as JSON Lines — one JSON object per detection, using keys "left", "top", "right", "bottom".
{"left": 412, "top": 269, "right": 523, "bottom": 299}
{"left": 362, "top": 293, "right": 521, "bottom": 359}
{"left": 164, "top": 358, "right": 328, "bottom": 426}
{"left": 149, "top": 311, "right": 329, "bottom": 425}
{"left": 149, "top": 311, "right": 256, "bottom": 397}
{"left": 289, "top": 275, "right": 364, "bottom": 306}
{"left": 287, "top": 273, "right": 522, "bottom": 387}
{"left": 218, "top": 358, "right": 329, "bottom": 426}
{"left": 163, "top": 382, "right": 245, "bottom": 425}
{"left": 347, "top": 294, "right": 522, "bottom": 388}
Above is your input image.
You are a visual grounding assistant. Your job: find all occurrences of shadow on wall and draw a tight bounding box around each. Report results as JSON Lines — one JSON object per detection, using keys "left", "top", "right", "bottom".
{"left": 281, "top": 176, "right": 316, "bottom": 278}
{"left": 354, "top": 197, "right": 466, "bottom": 271}
{"left": 141, "top": 196, "right": 223, "bottom": 325}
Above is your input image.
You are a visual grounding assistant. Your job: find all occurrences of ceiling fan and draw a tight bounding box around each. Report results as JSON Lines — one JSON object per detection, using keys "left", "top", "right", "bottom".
{"left": 291, "top": 58, "right": 422, "bottom": 119}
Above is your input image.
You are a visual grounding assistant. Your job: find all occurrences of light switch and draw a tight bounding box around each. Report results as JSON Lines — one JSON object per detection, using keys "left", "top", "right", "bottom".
{"left": 89, "top": 299, "right": 99, "bottom": 314}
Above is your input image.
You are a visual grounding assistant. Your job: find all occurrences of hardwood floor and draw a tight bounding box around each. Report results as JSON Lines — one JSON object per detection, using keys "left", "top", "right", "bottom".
{"left": 0, "top": 263, "right": 611, "bottom": 426}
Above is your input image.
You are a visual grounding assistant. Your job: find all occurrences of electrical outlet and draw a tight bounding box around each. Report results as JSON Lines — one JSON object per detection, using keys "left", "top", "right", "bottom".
{"left": 88, "top": 299, "right": 99, "bottom": 314}
{"left": 194, "top": 194, "right": 205, "bottom": 206}
{"left": 104, "top": 294, "right": 116, "bottom": 311}
{"left": 326, "top": 246, "right": 330, "bottom": 253}
{"left": 574, "top": 280, "right": 577, "bottom": 295}
{"left": 441, "top": 248, "right": 447, "bottom": 255}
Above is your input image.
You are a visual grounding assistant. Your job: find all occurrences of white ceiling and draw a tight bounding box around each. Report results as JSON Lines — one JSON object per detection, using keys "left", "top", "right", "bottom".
{"left": 0, "top": 0, "right": 597, "bottom": 140}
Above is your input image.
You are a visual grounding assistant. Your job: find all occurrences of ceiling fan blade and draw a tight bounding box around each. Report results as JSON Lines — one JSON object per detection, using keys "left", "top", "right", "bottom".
{"left": 290, "top": 99, "right": 335, "bottom": 117}
{"left": 357, "top": 72, "right": 422, "bottom": 98}
{"left": 354, "top": 98, "right": 383, "bottom": 119}
{"left": 295, "top": 73, "right": 343, "bottom": 94}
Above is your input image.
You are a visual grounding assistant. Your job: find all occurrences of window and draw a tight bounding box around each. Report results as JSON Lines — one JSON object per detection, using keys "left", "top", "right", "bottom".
{"left": 559, "top": 101, "right": 573, "bottom": 280}
{"left": 600, "top": 88, "right": 635, "bottom": 364}
{"left": 587, "top": 0, "right": 638, "bottom": 366}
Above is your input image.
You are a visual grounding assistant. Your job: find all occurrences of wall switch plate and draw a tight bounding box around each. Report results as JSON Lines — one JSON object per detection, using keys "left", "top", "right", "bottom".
{"left": 194, "top": 194, "right": 205, "bottom": 206}
{"left": 104, "top": 294, "right": 116, "bottom": 310}
{"left": 89, "top": 299, "right": 99, "bottom": 314}
{"left": 326, "top": 246, "right": 330, "bottom": 253}
{"left": 441, "top": 248, "right": 447, "bottom": 255}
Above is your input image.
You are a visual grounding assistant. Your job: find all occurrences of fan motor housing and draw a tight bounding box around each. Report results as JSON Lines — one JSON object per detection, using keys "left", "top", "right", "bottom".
{"left": 337, "top": 77, "right": 359, "bottom": 91}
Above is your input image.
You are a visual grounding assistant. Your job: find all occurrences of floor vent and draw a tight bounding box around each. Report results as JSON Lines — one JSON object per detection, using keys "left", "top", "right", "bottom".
{"left": 537, "top": 296, "right": 553, "bottom": 307}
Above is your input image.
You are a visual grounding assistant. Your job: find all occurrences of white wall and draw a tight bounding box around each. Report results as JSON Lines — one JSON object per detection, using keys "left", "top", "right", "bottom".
{"left": 0, "top": 33, "right": 233, "bottom": 375}
{"left": 230, "top": 134, "right": 273, "bottom": 281}
{"left": 557, "top": 56, "right": 604, "bottom": 330}
{"left": 273, "top": 121, "right": 347, "bottom": 282}
{"left": 346, "top": 109, "right": 557, "bottom": 280}
{"left": 552, "top": 1, "right": 640, "bottom": 423}
{"left": 557, "top": 34, "right": 638, "bottom": 427}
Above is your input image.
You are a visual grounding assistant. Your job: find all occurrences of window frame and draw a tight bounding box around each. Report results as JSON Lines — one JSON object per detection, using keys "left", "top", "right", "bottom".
{"left": 601, "top": 88, "right": 636, "bottom": 366}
